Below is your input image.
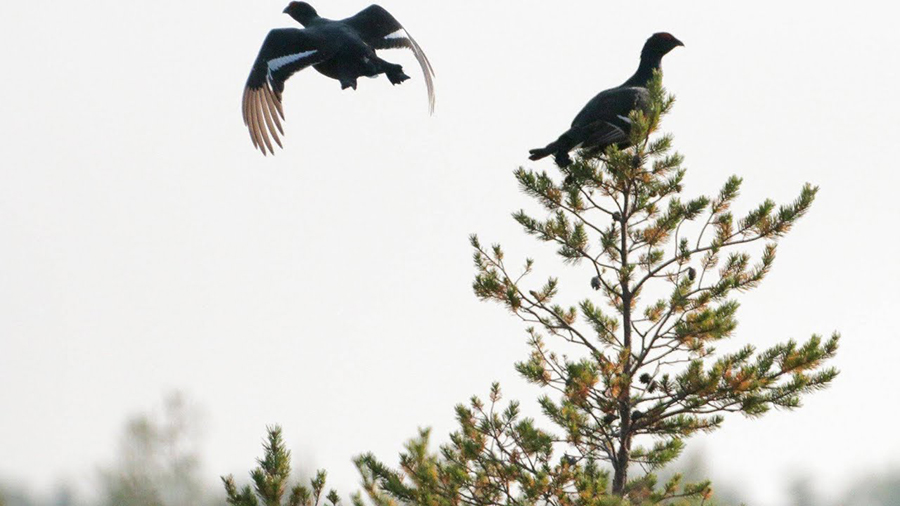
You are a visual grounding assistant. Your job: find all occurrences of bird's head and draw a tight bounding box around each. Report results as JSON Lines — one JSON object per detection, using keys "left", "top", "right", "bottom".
{"left": 641, "top": 32, "right": 684, "bottom": 59}
{"left": 283, "top": 2, "right": 319, "bottom": 26}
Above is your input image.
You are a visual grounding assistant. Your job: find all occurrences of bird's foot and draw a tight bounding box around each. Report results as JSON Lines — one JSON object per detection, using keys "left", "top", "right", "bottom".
{"left": 340, "top": 78, "right": 358, "bottom": 90}
{"left": 554, "top": 153, "right": 573, "bottom": 167}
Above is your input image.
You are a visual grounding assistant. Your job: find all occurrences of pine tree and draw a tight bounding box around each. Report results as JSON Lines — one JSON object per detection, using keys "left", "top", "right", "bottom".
{"left": 464, "top": 71, "right": 839, "bottom": 500}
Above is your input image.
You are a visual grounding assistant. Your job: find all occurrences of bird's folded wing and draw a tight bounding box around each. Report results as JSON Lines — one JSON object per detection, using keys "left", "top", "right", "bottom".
{"left": 567, "top": 87, "right": 651, "bottom": 151}
{"left": 343, "top": 5, "right": 435, "bottom": 114}
{"left": 581, "top": 120, "right": 629, "bottom": 149}
{"left": 572, "top": 87, "right": 647, "bottom": 129}
{"left": 242, "top": 28, "right": 332, "bottom": 155}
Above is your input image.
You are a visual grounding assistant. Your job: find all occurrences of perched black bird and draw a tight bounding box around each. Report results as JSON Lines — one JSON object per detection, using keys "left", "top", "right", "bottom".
{"left": 529, "top": 33, "right": 683, "bottom": 167}
{"left": 242, "top": 2, "right": 436, "bottom": 155}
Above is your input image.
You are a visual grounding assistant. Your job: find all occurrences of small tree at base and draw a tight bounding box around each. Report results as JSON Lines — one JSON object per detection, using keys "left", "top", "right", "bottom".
{"left": 223, "top": 426, "right": 340, "bottom": 506}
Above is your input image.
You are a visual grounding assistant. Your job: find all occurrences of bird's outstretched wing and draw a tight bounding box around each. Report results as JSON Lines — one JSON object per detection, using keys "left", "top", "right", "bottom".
{"left": 243, "top": 28, "right": 331, "bottom": 155}
{"left": 343, "top": 4, "right": 435, "bottom": 114}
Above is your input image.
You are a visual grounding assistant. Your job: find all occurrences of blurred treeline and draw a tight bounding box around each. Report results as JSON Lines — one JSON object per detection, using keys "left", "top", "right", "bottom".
{"left": 0, "top": 393, "right": 220, "bottom": 506}
{"left": 1, "top": 393, "right": 898, "bottom": 506}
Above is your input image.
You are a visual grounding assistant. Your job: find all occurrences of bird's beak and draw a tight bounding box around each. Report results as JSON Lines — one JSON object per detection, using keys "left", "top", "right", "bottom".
{"left": 283, "top": 6, "right": 290, "bottom": 13}
{"left": 674, "top": 38, "right": 685, "bottom": 47}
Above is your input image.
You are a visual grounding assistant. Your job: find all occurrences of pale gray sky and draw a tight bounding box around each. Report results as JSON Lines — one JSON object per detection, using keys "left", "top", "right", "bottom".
{"left": 1, "top": 1, "right": 899, "bottom": 505}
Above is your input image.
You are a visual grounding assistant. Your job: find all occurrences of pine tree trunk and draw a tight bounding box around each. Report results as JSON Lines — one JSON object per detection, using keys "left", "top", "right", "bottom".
{"left": 612, "top": 435, "right": 631, "bottom": 495}
{"left": 612, "top": 190, "right": 633, "bottom": 497}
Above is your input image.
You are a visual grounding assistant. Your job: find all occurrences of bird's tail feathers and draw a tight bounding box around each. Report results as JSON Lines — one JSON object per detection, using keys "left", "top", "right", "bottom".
{"left": 529, "top": 143, "right": 557, "bottom": 161}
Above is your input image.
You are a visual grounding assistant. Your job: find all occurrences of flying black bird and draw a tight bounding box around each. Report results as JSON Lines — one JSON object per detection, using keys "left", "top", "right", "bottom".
{"left": 529, "top": 33, "right": 683, "bottom": 167}
{"left": 242, "top": 2, "right": 436, "bottom": 155}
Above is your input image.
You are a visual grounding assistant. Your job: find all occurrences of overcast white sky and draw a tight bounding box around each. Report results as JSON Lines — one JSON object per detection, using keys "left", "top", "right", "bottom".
{"left": 2, "top": 1, "right": 899, "bottom": 505}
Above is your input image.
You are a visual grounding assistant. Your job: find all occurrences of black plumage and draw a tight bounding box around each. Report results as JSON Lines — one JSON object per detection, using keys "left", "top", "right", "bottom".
{"left": 529, "top": 33, "right": 683, "bottom": 167}
{"left": 242, "top": 2, "right": 435, "bottom": 155}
